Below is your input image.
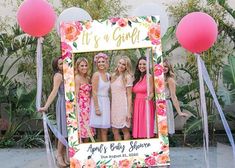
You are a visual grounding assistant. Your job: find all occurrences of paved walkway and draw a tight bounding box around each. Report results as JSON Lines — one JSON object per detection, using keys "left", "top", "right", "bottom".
{"left": 0, "top": 143, "right": 234, "bottom": 168}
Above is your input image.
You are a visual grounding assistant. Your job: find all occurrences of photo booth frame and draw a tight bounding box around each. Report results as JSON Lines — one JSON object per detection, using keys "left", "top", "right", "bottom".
{"left": 60, "top": 16, "right": 170, "bottom": 167}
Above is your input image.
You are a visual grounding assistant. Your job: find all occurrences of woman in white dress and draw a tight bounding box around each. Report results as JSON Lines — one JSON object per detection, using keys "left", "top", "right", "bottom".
{"left": 90, "top": 53, "right": 110, "bottom": 142}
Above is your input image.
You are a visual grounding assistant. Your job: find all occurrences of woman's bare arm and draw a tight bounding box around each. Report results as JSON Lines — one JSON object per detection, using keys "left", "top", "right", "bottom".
{"left": 38, "top": 73, "right": 62, "bottom": 112}
{"left": 147, "top": 74, "right": 154, "bottom": 100}
{"left": 75, "top": 75, "right": 81, "bottom": 100}
{"left": 126, "top": 85, "right": 132, "bottom": 121}
{"left": 92, "top": 72, "right": 101, "bottom": 116}
{"left": 168, "top": 77, "right": 188, "bottom": 117}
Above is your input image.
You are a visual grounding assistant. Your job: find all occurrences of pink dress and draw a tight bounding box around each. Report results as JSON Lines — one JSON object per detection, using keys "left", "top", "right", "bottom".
{"left": 132, "top": 75, "right": 155, "bottom": 138}
{"left": 78, "top": 83, "right": 95, "bottom": 138}
{"left": 111, "top": 75, "right": 133, "bottom": 128}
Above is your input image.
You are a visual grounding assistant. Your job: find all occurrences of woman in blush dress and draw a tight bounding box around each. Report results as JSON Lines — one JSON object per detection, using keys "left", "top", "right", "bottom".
{"left": 111, "top": 56, "right": 133, "bottom": 140}
{"left": 163, "top": 59, "right": 188, "bottom": 135}
{"left": 132, "top": 56, "right": 155, "bottom": 138}
{"left": 75, "top": 57, "right": 95, "bottom": 143}
{"left": 89, "top": 53, "right": 110, "bottom": 142}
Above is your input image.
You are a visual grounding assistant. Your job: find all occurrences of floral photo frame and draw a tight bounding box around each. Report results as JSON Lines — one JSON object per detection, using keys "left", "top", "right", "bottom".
{"left": 60, "top": 16, "right": 170, "bottom": 167}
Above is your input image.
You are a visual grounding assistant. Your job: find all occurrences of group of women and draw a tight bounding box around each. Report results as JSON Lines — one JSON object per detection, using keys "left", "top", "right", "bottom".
{"left": 38, "top": 52, "right": 187, "bottom": 167}
{"left": 75, "top": 53, "right": 155, "bottom": 142}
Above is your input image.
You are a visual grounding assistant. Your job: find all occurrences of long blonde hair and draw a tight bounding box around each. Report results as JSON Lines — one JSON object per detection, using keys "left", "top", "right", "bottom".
{"left": 75, "top": 57, "right": 90, "bottom": 80}
{"left": 112, "top": 56, "right": 133, "bottom": 85}
{"left": 163, "top": 59, "right": 175, "bottom": 80}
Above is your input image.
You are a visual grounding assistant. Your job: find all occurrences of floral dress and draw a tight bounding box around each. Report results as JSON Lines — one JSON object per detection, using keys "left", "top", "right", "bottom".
{"left": 78, "top": 83, "right": 95, "bottom": 138}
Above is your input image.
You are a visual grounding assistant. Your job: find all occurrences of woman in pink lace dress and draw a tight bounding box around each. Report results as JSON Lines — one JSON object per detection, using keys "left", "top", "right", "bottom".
{"left": 75, "top": 57, "right": 95, "bottom": 143}
{"left": 111, "top": 56, "right": 133, "bottom": 140}
{"left": 132, "top": 56, "right": 155, "bottom": 138}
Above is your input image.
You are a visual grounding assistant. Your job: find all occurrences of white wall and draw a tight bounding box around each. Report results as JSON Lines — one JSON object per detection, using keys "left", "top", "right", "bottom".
{"left": 1, "top": 0, "right": 235, "bottom": 22}
{"left": 123, "top": 0, "right": 235, "bottom": 11}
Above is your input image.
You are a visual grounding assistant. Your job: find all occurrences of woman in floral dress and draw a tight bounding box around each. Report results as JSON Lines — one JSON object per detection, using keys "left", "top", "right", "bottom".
{"left": 75, "top": 57, "right": 95, "bottom": 143}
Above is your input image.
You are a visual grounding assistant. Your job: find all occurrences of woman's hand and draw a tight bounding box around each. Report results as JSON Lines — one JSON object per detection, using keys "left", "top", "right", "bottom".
{"left": 38, "top": 106, "right": 48, "bottom": 113}
{"left": 126, "top": 113, "right": 131, "bottom": 122}
{"left": 145, "top": 95, "right": 152, "bottom": 100}
{"left": 95, "top": 109, "right": 102, "bottom": 116}
{"left": 178, "top": 112, "right": 189, "bottom": 117}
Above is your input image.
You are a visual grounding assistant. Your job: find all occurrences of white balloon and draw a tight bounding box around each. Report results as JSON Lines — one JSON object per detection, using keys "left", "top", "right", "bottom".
{"left": 56, "top": 7, "right": 92, "bottom": 36}
{"left": 131, "top": 3, "right": 169, "bottom": 37}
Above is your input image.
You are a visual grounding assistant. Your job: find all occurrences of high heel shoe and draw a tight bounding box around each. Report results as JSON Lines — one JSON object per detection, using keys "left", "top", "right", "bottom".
{"left": 56, "top": 155, "right": 67, "bottom": 167}
{"left": 63, "top": 156, "right": 70, "bottom": 166}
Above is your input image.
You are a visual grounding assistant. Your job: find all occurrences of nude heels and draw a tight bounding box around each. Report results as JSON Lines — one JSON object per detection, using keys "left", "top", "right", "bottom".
{"left": 56, "top": 155, "right": 67, "bottom": 167}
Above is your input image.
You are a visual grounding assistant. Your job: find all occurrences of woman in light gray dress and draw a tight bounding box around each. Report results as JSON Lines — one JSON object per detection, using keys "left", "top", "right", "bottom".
{"left": 38, "top": 57, "right": 68, "bottom": 167}
{"left": 163, "top": 59, "right": 188, "bottom": 135}
{"left": 56, "top": 83, "right": 67, "bottom": 138}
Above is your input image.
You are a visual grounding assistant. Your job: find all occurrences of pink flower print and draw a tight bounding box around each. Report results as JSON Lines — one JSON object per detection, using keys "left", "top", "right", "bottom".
{"left": 70, "top": 157, "right": 81, "bottom": 168}
{"left": 110, "top": 17, "right": 120, "bottom": 24}
{"left": 159, "top": 120, "right": 168, "bottom": 136}
{"left": 157, "top": 154, "right": 169, "bottom": 164}
{"left": 117, "top": 18, "right": 128, "bottom": 27}
{"left": 145, "top": 156, "right": 156, "bottom": 166}
{"left": 75, "top": 21, "right": 83, "bottom": 31}
{"left": 61, "top": 22, "right": 81, "bottom": 42}
{"left": 119, "top": 159, "right": 131, "bottom": 168}
{"left": 154, "top": 64, "right": 163, "bottom": 76}
{"left": 61, "top": 42, "right": 72, "bottom": 59}
{"left": 156, "top": 100, "right": 166, "bottom": 116}
{"left": 155, "top": 77, "right": 165, "bottom": 94}
{"left": 147, "top": 24, "right": 161, "bottom": 45}
{"left": 161, "top": 144, "right": 169, "bottom": 152}
{"left": 78, "top": 83, "right": 95, "bottom": 138}
{"left": 69, "top": 147, "right": 76, "bottom": 157}
{"left": 152, "top": 152, "right": 158, "bottom": 156}
{"left": 84, "top": 159, "right": 96, "bottom": 168}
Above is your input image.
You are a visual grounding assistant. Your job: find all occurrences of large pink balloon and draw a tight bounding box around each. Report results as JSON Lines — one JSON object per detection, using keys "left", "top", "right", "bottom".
{"left": 17, "top": 0, "right": 56, "bottom": 37}
{"left": 176, "top": 12, "right": 218, "bottom": 53}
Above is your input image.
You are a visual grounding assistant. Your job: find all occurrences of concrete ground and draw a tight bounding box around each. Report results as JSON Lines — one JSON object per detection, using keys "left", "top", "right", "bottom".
{"left": 0, "top": 143, "right": 234, "bottom": 168}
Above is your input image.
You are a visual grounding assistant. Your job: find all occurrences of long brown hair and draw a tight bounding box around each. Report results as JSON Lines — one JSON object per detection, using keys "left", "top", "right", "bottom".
{"left": 52, "top": 57, "right": 62, "bottom": 74}
{"left": 133, "top": 56, "right": 146, "bottom": 86}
